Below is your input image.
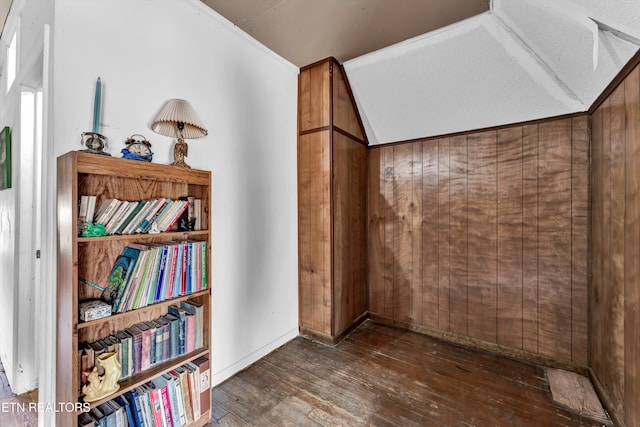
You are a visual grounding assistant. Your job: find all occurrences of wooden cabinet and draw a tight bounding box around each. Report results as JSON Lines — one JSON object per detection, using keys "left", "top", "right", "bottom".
{"left": 298, "top": 58, "right": 368, "bottom": 344}
{"left": 56, "top": 151, "right": 212, "bottom": 426}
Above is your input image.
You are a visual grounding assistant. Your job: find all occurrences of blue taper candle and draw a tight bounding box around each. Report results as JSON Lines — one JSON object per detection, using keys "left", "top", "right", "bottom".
{"left": 92, "top": 77, "right": 101, "bottom": 133}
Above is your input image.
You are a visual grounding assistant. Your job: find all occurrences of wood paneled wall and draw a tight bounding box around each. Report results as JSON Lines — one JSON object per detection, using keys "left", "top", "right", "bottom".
{"left": 591, "top": 63, "right": 640, "bottom": 427}
{"left": 368, "top": 117, "right": 589, "bottom": 365}
{"left": 298, "top": 58, "right": 367, "bottom": 343}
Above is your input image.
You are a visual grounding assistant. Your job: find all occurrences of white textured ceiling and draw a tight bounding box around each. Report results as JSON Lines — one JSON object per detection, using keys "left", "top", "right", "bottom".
{"left": 345, "top": 0, "right": 640, "bottom": 145}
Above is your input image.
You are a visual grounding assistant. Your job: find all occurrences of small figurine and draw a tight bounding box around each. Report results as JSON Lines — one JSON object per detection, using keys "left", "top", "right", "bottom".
{"left": 82, "top": 351, "right": 121, "bottom": 403}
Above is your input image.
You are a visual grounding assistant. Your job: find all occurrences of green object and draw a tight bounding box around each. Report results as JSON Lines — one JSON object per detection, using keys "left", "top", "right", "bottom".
{"left": 82, "top": 222, "right": 106, "bottom": 237}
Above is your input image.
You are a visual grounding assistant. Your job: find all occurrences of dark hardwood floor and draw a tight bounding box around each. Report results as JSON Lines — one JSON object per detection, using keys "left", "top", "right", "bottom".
{"left": 210, "top": 321, "right": 608, "bottom": 426}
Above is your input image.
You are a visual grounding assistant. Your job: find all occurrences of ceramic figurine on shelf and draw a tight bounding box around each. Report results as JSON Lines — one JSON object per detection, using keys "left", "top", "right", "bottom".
{"left": 82, "top": 352, "right": 121, "bottom": 403}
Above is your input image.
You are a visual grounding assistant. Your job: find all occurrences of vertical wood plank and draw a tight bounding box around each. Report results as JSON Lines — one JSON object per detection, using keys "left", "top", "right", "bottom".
{"left": 522, "top": 124, "right": 539, "bottom": 354}
{"left": 590, "top": 103, "right": 604, "bottom": 377}
{"left": 382, "top": 146, "right": 395, "bottom": 319}
{"left": 368, "top": 148, "right": 385, "bottom": 315}
{"left": 606, "top": 85, "right": 626, "bottom": 411}
{"left": 321, "top": 131, "right": 331, "bottom": 336}
{"left": 298, "top": 134, "right": 313, "bottom": 329}
{"left": 393, "top": 143, "right": 413, "bottom": 322}
{"left": 448, "top": 135, "right": 468, "bottom": 336}
{"left": 497, "top": 127, "right": 524, "bottom": 349}
{"left": 308, "top": 62, "right": 331, "bottom": 130}
{"left": 467, "top": 131, "right": 498, "bottom": 343}
{"left": 422, "top": 140, "right": 440, "bottom": 328}
{"left": 411, "top": 143, "right": 424, "bottom": 324}
{"left": 624, "top": 66, "right": 640, "bottom": 427}
{"left": 298, "top": 131, "right": 331, "bottom": 335}
{"left": 331, "top": 133, "right": 367, "bottom": 335}
{"left": 438, "top": 138, "right": 451, "bottom": 331}
{"left": 570, "top": 115, "right": 589, "bottom": 366}
{"left": 537, "top": 119, "right": 572, "bottom": 360}
{"left": 299, "top": 70, "right": 311, "bottom": 132}
{"left": 333, "top": 65, "right": 364, "bottom": 140}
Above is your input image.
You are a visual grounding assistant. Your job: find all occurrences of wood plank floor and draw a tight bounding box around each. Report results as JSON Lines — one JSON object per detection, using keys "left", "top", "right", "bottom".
{"left": 209, "top": 321, "right": 607, "bottom": 426}
{"left": 0, "top": 359, "right": 38, "bottom": 427}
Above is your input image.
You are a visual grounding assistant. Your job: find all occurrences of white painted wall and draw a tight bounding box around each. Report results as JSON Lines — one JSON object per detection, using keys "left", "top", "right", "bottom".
{"left": 0, "top": 0, "right": 53, "bottom": 398}
{"left": 52, "top": 0, "right": 299, "bottom": 392}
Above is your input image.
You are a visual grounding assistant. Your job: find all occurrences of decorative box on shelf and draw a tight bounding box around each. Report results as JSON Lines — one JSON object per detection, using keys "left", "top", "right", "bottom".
{"left": 79, "top": 299, "right": 112, "bottom": 322}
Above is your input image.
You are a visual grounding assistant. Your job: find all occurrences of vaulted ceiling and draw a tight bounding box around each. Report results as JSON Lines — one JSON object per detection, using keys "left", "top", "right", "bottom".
{"left": 202, "top": 0, "right": 490, "bottom": 67}
{"left": 205, "top": 0, "right": 640, "bottom": 145}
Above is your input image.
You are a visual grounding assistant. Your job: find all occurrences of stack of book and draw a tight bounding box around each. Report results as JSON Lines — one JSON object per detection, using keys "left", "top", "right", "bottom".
{"left": 78, "top": 196, "right": 205, "bottom": 236}
{"left": 78, "top": 356, "right": 210, "bottom": 427}
{"left": 101, "top": 241, "right": 207, "bottom": 313}
{"left": 79, "top": 301, "right": 204, "bottom": 388}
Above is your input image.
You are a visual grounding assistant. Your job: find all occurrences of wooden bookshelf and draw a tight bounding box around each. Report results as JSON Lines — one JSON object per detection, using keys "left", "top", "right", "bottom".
{"left": 56, "top": 151, "right": 212, "bottom": 426}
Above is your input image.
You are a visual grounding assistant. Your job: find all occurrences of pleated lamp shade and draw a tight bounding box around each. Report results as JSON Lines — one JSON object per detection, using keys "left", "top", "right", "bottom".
{"left": 151, "top": 99, "right": 208, "bottom": 139}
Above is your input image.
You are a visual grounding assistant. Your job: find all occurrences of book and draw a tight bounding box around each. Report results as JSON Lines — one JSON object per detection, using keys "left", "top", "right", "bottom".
{"left": 78, "top": 195, "right": 89, "bottom": 224}
{"left": 137, "top": 322, "right": 152, "bottom": 371}
{"left": 150, "top": 200, "right": 175, "bottom": 233}
{"left": 201, "top": 241, "right": 207, "bottom": 290}
{"left": 116, "top": 394, "right": 136, "bottom": 427}
{"left": 174, "top": 366, "right": 193, "bottom": 424}
{"left": 88, "top": 406, "right": 107, "bottom": 427}
{"left": 125, "top": 324, "right": 143, "bottom": 374}
{"left": 94, "top": 198, "right": 120, "bottom": 225}
{"left": 152, "top": 376, "right": 174, "bottom": 427}
{"left": 113, "top": 244, "right": 147, "bottom": 312}
{"left": 86, "top": 195, "right": 97, "bottom": 224}
{"left": 155, "top": 316, "right": 171, "bottom": 362}
{"left": 154, "top": 246, "right": 169, "bottom": 302}
{"left": 161, "top": 373, "right": 182, "bottom": 427}
{"left": 114, "top": 330, "right": 132, "bottom": 379}
{"left": 121, "top": 199, "right": 151, "bottom": 235}
{"left": 140, "top": 199, "right": 171, "bottom": 234}
{"left": 184, "top": 363, "right": 201, "bottom": 420}
{"left": 190, "top": 356, "right": 211, "bottom": 416}
{"left": 168, "top": 306, "right": 187, "bottom": 355}
{"left": 147, "top": 382, "right": 164, "bottom": 427}
{"left": 185, "top": 312, "right": 196, "bottom": 353}
{"left": 96, "top": 402, "right": 116, "bottom": 427}
{"left": 119, "top": 247, "right": 150, "bottom": 312}
{"left": 168, "top": 370, "right": 187, "bottom": 426}
{"left": 105, "top": 200, "right": 130, "bottom": 234}
{"left": 106, "top": 399, "right": 124, "bottom": 427}
{"left": 131, "top": 249, "right": 156, "bottom": 310}
{"left": 113, "top": 200, "right": 144, "bottom": 234}
{"left": 194, "top": 198, "right": 202, "bottom": 231}
{"left": 163, "top": 314, "right": 180, "bottom": 359}
{"left": 110, "top": 200, "right": 139, "bottom": 235}
{"left": 135, "top": 197, "right": 167, "bottom": 234}
{"left": 124, "top": 390, "right": 145, "bottom": 427}
{"left": 181, "top": 299, "right": 204, "bottom": 349}
{"left": 173, "top": 244, "right": 184, "bottom": 298}
{"left": 102, "top": 254, "right": 134, "bottom": 306}
{"left": 78, "top": 412, "right": 95, "bottom": 427}
{"left": 164, "top": 200, "right": 190, "bottom": 232}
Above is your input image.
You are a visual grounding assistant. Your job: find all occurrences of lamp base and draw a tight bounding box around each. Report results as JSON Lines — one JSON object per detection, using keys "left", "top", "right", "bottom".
{"left": 171, "top": 139, "right": 190, "bottom": 168}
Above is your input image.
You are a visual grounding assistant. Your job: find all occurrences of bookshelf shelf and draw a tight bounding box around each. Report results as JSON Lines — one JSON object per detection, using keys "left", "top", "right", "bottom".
{"left": 86, "top": 348, "right": 210, "bottom": 409}
{"left": 77, "top": 289, "right": 211, "bottom": 330}
{"left": 57, "top": 151, "right": 212, "bottom": 426}
{"left": 77, "top": 230, "right": 210, "bottom": 244}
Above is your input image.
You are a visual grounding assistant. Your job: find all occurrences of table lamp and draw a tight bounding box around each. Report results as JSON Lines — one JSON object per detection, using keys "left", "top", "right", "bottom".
{"left": 151, "top": 99, "right": 208, "bottom": 168}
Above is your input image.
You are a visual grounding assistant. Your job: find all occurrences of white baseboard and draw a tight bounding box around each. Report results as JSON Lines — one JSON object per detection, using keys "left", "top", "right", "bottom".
{"left": 211, "top": 327, "right": 299, "bottom": 387}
